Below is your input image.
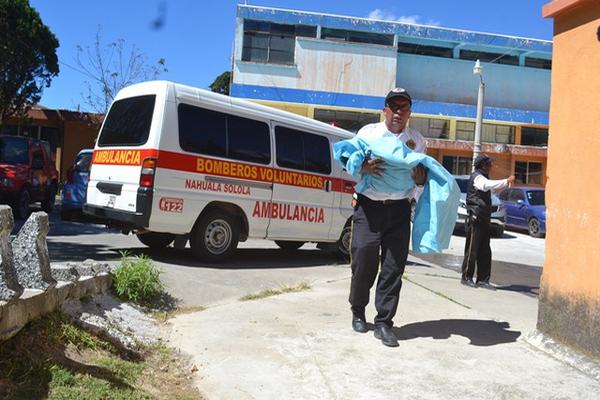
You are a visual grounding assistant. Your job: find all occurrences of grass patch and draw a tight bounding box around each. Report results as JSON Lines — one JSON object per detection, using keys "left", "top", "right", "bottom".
{"left": 0, "top": 312, "right": 203, "bottom": 400}
{"left": 150, "top": 305, "right": 207, "bottom": 323}
{"left": 239, "top": 281, "right": 312, "bottom": 301}
{"left": 112, "top": 252, "right": 164, "bottom": 305}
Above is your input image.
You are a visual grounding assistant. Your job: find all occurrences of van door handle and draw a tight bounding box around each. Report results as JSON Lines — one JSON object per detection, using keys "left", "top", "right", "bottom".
{"left": 324, "top": 180, "right": 331, "bottom": 192}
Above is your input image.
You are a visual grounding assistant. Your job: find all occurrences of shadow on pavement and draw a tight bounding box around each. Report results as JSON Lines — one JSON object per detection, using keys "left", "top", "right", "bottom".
{"left": 119, "top": 246, "right": 347, "bottom": 270}
{"left": 11, "top": 206, "right": 112, "bottom": 237}
{"left": 413, "top": 253, "right": 541, "bottom": 297}
{"left": 495, "top": 284, "right": 540, "bottom": 297}
{"left": 395, "top": 319, "right": 522, "bottom": 346}
{"left": 47, "top": 242, "right": 123, "bottom": 263}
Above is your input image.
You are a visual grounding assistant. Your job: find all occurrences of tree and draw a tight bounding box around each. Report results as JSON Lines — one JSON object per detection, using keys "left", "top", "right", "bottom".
{"left": 209, "top": 71, "right": 231, "bottom": 96}
{"left": 0, "top": 0, "right": 59, "bottom": 123}
{"left": 76, "top": 29, "right": 168, "bottom": 113}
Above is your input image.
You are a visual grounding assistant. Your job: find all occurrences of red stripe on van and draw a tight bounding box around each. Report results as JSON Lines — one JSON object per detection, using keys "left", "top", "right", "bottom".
{"left": 156, "top": 150, "right": 355, "bottom": 194}
{"left": 92, "top": 148, "right": 355, "bottom": 194}
{"left": 92, "top": 149, "right": 158, "bottom": 165}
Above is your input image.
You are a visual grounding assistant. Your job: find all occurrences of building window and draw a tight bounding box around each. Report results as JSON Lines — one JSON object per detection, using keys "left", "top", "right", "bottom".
{"left": 409, "top": 117, "right": 449, "bottom": 139}
{"left": 456, "top": 121, "right": 475, "bottom": 141}
{"left": 242, "top": 20, "right": 316, "bottom": 65}
{"left": 397, "top": 42, "right": 453, "bottom": 58}
{"left": 456, "top": 121, "right": 514, "bottom": 144}
{"left": 321, "top": 28, "right": 394, "bottom": 46}
{"left": 525, "top": 57, "right": 551, "bottom": 70}
{"left": 482, "top": 123, "right": 514, "bottom": 144}
{"left": 459, "top": 50, "right": 519, "bottom": 66}
{"left": 521, "top": 127, "right": 548, "bottom": 147}
{"left": 515, "top": 161, "right": 543, "bottom": 185}
{"left": 442, "top": 156, "right": 472, "bottom": 176}
{"left": 313, "top": 109, "right": 379, "bottom": 133}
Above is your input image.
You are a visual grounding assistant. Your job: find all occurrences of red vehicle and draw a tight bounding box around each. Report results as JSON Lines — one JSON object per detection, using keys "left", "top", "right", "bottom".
{"left": 0, "top": 135, "right": 59, "bottom": 219}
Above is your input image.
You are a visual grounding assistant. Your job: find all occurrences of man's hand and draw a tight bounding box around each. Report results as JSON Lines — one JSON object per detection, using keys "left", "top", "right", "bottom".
{"left": 412, "top": 164, "right": 428, "bottom": 186}
{"left": 507, "top": 175, "right": 516, "bottom": 188}
{"left": 361, "top": 157, "right": 385, "bottom": 176}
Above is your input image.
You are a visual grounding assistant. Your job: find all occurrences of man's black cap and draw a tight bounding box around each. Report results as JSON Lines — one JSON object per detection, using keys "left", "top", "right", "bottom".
{"left": 474, "top": 153, "right": 494, "bottom": 169}
{"left": 385, "top": 87, "right": 412, "bottom": 106}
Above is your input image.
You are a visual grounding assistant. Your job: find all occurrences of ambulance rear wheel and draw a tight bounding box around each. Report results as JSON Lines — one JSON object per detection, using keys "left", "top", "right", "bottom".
{"left": 275, "top": 241, "right": 304, "bottom": 251}
{"left": 136, "top": 232, "right": 175, "bottom": 249}
{"left": 191, "top": 210, "right": 239, "bottom": 262}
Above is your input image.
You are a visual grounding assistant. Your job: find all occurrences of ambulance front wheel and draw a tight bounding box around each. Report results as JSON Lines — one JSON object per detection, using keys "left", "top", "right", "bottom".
{"left": 136, "top": 232, "right": 175, "bottom": 249}
{"left": 190, "top": 210, "right": 239, "bottom": 262}
{"left": 336, "top": 224, "right": 352, "bottom": 262}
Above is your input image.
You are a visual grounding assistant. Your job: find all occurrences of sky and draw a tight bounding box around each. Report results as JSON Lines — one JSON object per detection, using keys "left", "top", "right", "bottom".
{"left": 29, "top": 0, "right": 554, "bottom": 112}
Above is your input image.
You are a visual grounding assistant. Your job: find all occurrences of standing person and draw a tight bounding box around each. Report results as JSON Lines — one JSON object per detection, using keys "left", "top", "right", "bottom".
{"left": 349, "top": 87, "right": 427, "bottom": 348}
{"left": 461, "top": 153, "right": 515, "bottom": 289}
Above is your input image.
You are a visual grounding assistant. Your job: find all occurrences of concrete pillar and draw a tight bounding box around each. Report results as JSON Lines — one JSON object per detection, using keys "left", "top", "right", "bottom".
{"left": 12, "top": 212, "right": 56, "bottom": 290}
{"left": 0, "top": 206, "right": 23, "bottom": 301}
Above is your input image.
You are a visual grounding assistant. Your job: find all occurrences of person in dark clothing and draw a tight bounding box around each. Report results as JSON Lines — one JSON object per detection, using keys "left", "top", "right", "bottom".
{"left": 461, "top": 153, "right": 515, "bottom": 289}
{"left": 349, "top": 88, "right": 427, "bottom": 347}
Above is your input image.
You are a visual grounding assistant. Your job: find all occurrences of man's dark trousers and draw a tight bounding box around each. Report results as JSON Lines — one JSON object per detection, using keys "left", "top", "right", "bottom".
{"left": 349, "top": 194, "right": 411, "bottom": 328}
{"left": 461, "top": 215, "right": 492, "bottom": 282}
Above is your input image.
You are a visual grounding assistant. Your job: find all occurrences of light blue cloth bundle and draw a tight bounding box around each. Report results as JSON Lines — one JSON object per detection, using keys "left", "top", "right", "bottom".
{"left": 334, "top": 136, "right": 460, "bottom": 254}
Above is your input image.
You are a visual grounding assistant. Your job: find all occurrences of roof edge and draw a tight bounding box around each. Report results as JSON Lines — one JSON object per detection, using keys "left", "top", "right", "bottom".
{"left": 543, "top": 0, "right": 592, "bottom": 18}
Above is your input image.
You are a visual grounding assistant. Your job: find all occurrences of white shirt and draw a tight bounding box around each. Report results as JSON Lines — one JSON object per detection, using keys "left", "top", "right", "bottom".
{"left": 355, "top": 122, "right": 427, "bottom": 201}
{"left": 473, "top": 175, "right": 510, "bottom": 192}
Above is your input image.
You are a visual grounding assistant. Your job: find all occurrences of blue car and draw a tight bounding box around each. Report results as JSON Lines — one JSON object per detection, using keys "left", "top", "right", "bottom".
{"left": 61, "top": 149, "right": 93, "bottom": 220}
{"left": 498, "top": 187, "right": 546, "bottom": 237}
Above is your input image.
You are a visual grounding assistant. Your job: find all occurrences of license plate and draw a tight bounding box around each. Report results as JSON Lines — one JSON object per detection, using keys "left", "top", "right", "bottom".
{"left": 106, "top": 195, "right": 116, "bottom": 208}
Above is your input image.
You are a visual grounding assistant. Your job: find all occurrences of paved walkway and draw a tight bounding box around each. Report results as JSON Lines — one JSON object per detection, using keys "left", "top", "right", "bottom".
{"left": 166, "top": 256, "right": 600, "bottom": 400}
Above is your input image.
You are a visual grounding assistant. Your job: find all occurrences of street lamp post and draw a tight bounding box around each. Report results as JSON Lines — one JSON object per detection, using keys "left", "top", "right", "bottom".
{"left": 472, "top": 59, "right": 485, "bottom": 172}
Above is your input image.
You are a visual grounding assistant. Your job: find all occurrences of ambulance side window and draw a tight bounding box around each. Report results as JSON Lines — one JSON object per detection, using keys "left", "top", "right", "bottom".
{"left": 275, "top": 126, "right": 331, "bottom": 175}
{"left": 178, "top": 104, "right": 271, "bottom": 164}
{"left": 178, "top": 104, "right": 227, "bottom": 157}
{"left": 227, "top": 115, "right": 270, "bottom": 164}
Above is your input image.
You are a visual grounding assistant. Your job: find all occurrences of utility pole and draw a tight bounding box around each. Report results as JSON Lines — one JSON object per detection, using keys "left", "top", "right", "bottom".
{"left": 472, "top": 59, "right": 485, "bottom": 171}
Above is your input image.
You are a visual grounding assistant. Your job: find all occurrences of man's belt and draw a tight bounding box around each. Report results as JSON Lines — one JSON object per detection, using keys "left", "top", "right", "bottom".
{"left": 357, "top": 193, "right": 409, "bottom": 205}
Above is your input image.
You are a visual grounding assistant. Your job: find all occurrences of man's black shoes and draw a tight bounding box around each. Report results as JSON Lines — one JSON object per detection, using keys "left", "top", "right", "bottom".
{"left": 352, "top": 316, "right": 368, "bottom": 333}
{"left": 374, "top": 325, "right": 399, "bottom": 347}
{"left": 461, "top": 278, "right": 477, "bottom": 288}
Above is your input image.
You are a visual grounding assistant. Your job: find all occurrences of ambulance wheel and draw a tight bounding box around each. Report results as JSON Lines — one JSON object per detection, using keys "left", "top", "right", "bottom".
{"left": 191, "top": 210, "right": 239, "bottom": 262}
{"left": 336, "top": 224, "right": 352, "bottom": 262}
{"left": 136, "top": 232, "right": 175, "bottom": 249}
{"left": 275, "top": 241, "right": 304, "bottom": 251}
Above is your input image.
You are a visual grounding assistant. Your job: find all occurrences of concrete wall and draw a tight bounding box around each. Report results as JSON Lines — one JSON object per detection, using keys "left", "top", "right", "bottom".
{"left": 538, "top": 1, "right": 600, "bottom": 358}
{"left": 0, "top": 208, "right": 113, "bottom": 341}
{"left": 396, "top": 54, "right": 551, "bottom": 111}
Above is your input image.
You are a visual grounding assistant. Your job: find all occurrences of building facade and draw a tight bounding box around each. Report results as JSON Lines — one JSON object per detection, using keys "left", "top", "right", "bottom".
{"left": 538, "top": 0, "right": 600, "bottom": 359}
{"left": 231, "top": 5, "right": 552, "bottom": 184}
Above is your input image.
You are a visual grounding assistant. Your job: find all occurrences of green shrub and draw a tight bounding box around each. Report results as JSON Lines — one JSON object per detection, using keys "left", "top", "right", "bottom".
{"left": 112, "top": 252, "right": 164, "bottom": 303}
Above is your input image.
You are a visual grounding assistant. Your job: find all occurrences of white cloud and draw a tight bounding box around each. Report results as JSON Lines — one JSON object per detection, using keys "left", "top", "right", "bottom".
{"left": 366, "top": 9, "right": 440, "bottom": 26}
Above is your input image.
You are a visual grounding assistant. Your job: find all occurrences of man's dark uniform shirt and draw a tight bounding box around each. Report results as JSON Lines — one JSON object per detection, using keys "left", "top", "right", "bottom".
{"left": 466, "top": 169, "right": 492, "bottom": 222}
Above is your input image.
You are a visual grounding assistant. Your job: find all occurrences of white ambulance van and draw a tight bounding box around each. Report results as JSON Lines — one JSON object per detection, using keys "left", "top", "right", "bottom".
{"left": 84, "top": 81, "right": 356, "bottom": 261}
